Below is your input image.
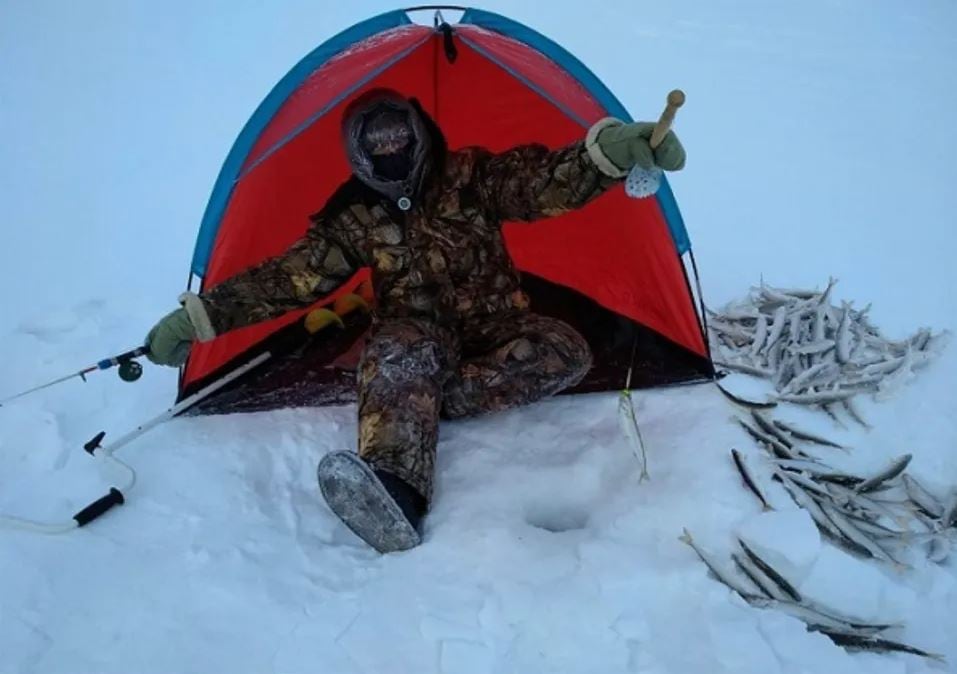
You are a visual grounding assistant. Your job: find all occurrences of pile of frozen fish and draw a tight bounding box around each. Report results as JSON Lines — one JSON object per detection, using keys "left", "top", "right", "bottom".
{"left": 733, "top": 410, "right": 957, "bottom": 566}
{"left": 686, "top": 410, "right": 954, "bottom": 659}
{"left": 707, "top": 279, "right": 946, "bottom": 413}
{"left": 680, "top": 529, "right": 944, "bottom": 660}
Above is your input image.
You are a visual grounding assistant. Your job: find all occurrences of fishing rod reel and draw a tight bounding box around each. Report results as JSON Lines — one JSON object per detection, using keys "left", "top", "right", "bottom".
{"left": 117, "top": 358, "right": 143, "bottom": 382}
{"left": 92, "top": 347, "right": 146, "bottom": 383}
{"left": 1, "top": 346, "right": 151, "bottom": 407}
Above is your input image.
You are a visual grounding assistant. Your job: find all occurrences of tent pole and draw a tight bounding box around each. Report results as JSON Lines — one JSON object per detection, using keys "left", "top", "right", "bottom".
{"left": 404, "top": 5, "right": 468, "bottom": 13}
{"left": 687, "top": 250, "right": 714, "bottom": 365}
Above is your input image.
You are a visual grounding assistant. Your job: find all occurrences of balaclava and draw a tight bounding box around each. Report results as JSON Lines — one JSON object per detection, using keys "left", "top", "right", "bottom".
{"left": 342, "top": 89, "right": 432, "bottom": 211}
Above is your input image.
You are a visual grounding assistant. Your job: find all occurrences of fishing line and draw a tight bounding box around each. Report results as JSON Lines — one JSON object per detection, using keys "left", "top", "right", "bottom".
{"left": 619, "top": 336, "right": 650, "bottom": 481}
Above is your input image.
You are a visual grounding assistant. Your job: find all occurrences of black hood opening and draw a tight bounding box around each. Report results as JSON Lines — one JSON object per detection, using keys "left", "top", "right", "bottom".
{"left": 341, "top": 89, "right": 443, "bottom": 208}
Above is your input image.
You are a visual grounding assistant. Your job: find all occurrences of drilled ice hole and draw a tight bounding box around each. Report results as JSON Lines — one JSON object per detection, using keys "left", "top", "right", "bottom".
{"left": 525, "top": 504, "right": 589, "bottom": 533}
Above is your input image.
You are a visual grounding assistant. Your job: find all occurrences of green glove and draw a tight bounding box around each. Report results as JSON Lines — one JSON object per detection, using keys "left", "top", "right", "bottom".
{"left": 145, "top": 308, "right": 196, "bottom": 367}
{"left": 595, "top": 121, "right": 686, "bottom": 172}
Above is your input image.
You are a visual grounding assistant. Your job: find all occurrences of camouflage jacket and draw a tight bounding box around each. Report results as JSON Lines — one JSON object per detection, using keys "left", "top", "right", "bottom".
{"left": 196, "top": 131, "right": 621, "bottom": 337}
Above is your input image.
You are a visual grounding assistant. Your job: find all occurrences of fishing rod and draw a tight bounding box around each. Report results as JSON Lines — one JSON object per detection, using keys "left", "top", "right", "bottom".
{"left": 0, "top": 298, "right": 368, "bottom": 534}
{"left": 0, "top": 351, "right": 271, "bottom": 534}
{"left": 0, "top": 346, "right": 148, "bottom": 407}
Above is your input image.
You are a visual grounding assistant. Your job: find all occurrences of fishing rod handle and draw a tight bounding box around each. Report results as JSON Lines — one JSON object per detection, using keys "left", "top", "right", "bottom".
{"left": 96, "top": 346, "right": 148, "bottom": 371}
{"left": 650, "top": 89, "right": 685, "bottom": 150}
{"left": 72, "top": 488, "right": 125, "bottom": 527}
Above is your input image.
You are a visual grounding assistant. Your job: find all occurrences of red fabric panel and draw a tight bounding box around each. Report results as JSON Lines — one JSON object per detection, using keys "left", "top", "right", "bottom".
{"left": 184, "top": 30, "right": 704, "bottom": 389}
{"left": 504, "top": 195, "right": 706, "bottom": 357}
{"left": 244, "top": 25, "right": 431, "bottom": 172}
{"left": 455, "top": 26, "right": 606, "bottom": 126}
{"left": 432, "top": 38, "right": 705, "bottom": 357}
{"left": 185, "top": 41, "right": 437, "bottom": 387}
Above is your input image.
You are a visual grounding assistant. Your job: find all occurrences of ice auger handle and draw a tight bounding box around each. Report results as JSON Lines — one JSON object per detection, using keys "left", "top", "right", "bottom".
{"left": 84, "top": 431, "right": 106, "bottom": 455}
{"left": 72, "top": 488, "right": 125, "bottom": 527}
{"left": 650, "top": 89, "right": 685, "bottom": 150}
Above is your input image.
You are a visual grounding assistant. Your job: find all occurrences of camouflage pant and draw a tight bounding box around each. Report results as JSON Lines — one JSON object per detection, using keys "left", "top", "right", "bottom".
{"left": 357, "top": 313, "right": 592, "bottom": 501}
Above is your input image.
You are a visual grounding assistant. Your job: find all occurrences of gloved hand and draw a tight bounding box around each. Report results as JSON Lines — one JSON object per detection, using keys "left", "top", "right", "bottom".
{"left": 145, "top": 308, "right": 196, "bottom": 367}
{"left": 595, "top": 121, "right": 686, "bottom": 172}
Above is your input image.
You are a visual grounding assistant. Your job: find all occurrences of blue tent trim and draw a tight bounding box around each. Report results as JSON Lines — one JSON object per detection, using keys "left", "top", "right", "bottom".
{"left": 459, "top": 8, "right": 690, "bottom": 255}
{"left": 190, "top": 9, "right": 411, "bottom": 277}
{"left": 655, "top": 179, "right": 690, "bottom": 254}
{"left": 191, "top": 7, "right": 691, "bottom": 278}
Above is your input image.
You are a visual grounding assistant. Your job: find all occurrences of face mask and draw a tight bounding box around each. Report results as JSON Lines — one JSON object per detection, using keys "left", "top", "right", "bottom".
{"left": 371, "top": 152, "right": 414, "bottom": 181}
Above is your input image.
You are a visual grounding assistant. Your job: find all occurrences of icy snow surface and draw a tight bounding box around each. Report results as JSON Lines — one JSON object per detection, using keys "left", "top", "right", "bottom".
{"left": 1, "top": 1, "right": 956, "bottom": 672}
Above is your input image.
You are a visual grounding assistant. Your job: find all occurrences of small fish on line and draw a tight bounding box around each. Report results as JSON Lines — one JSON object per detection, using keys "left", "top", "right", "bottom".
{"left": 617, "top": 389, "right": 650, "bottom": 482}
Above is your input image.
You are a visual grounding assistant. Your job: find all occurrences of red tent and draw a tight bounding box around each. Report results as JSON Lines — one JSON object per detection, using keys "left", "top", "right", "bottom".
{"left": 180, "top": 8, "right": 712, "bottom": 414}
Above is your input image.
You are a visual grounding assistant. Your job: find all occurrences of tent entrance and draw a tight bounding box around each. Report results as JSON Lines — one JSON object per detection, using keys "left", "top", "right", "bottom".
{"left": 182, "top": 272, "right": 713, "bottom": 416}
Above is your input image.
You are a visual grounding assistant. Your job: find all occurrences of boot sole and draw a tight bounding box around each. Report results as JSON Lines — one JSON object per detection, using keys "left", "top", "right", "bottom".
{"left": 317, "top": 451, "right": 421, "bottom": 553}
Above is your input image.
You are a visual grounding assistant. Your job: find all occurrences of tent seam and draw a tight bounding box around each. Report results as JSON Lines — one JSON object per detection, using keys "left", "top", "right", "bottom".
{"left": 236, "top": 34, "right": 433, "bottom": 183}
{"left": 456, "top": 33, "right": 590, "bottom": 129}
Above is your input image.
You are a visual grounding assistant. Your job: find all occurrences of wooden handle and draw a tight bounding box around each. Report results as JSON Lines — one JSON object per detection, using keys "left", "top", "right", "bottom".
{"left": 649, "top": 89, "right": 685, "bottom": 149}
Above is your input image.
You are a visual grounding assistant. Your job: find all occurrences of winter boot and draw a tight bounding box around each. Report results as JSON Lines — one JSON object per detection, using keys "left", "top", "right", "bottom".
{"left": 317, "top": 451, "right": 426, "bottom": 553}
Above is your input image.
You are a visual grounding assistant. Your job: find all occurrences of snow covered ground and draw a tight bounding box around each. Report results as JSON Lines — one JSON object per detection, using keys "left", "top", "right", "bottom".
{"left": 1, "top": 1, "right": 955, "bottom": 672}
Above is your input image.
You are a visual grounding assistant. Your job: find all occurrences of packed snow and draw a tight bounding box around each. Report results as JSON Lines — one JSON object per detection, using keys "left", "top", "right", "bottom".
{"left": 1, "top": 1, "right": 955, "bottom": 673}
